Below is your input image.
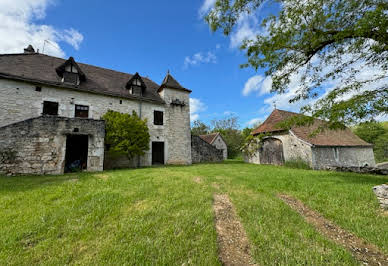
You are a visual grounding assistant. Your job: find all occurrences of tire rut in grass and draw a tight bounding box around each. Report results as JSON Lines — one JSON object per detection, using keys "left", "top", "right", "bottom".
{"left": 278, "top": 194, "right": 388, "bottom": 266}
{"left": 213, "top": 194, "right": 258, "bottom": 266}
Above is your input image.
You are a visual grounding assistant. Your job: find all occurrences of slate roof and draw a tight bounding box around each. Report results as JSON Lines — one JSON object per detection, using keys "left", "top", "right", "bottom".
{"left": 199, "top": 132, "right": 220, "bottom": 145}
{"left": 0, "top": 52, "right": 189, "bottom": 103}
{"left": 251, "top": 109, "right": 372, "bottom": 147}
{"left": 158, "top": 73, "right": 191, "bottom": 93}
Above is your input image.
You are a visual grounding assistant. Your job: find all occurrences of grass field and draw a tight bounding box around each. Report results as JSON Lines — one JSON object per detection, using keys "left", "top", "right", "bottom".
{"left": 1, "top": 161, "right": 387, "bottom": 265}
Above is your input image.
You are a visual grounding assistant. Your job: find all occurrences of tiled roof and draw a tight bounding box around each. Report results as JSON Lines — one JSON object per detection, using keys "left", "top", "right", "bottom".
{"left": 252, "top": 109, "right": 372, "bottom": 147}
{"left": 199, "top": 133, "right": 219, "bottom": 145}
{"left": 0, "top": 53, "right": 168, "bottom": 103}
{"left": 158, "top": 72, "right": 191, "bottom": 93}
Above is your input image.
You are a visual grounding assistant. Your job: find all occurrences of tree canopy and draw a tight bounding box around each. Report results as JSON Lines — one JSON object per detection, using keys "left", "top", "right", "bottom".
{"left": 102, "top": 110, "right": 150, "bottom": 161}
{"left": 205, "top": 0, "right": 388, "bottom": 126}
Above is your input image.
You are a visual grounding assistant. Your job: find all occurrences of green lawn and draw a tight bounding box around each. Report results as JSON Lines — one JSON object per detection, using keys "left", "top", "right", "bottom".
{"left": 1, "top": 161, "right": 387, "bottom": 265}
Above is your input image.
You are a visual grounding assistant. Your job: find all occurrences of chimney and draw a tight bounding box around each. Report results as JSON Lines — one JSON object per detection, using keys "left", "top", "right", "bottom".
{"left": 24, "top": 45, "right": 35, "bottom": 54}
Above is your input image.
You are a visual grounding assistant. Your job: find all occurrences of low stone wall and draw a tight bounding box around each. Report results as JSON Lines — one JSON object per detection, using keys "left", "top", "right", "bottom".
{"left": 191, "top": 135, "right": 223, "bottom": 164}
{"left": 326, "top": 166, "right": 388, "bottom": 175}
{"left": 0, "top": 116, "right": 105, "bottom": 175}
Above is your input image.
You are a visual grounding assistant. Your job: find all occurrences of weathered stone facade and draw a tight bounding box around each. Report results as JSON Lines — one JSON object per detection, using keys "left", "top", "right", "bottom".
{"left": 0, "top": 51, "right": 193, "bottom": 174}
{"left": 211, "top": 134, "right": 228, "bottom": 160}
{"left": 244, "top": 132, "right": 375, "bottom": 169}
{"left": 0, "top": 116, "right": 105, "bottom": 175}
{"left": 191, "top": 135, "right": 224, "bottom": 163}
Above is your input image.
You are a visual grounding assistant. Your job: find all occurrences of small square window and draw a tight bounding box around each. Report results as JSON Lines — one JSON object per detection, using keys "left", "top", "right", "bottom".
{"left": 35, "top": 86, "right": 42, "bottom": 92}
{"left": 75, "top": 105, "right": 89, "bottom": 118}
{"left": 42, "top": 101, "right": 58, "bottom": 116}
{"left": 154, "top": 111, "right": 163, "bottom": 125}
{"left": 120, "top": 100, "right": 123, "bottom": 104}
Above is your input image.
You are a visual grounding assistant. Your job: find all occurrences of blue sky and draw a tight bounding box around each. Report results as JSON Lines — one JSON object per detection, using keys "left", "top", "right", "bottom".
{"left": 0, "top": 0, "right": 291, "bottom": 128}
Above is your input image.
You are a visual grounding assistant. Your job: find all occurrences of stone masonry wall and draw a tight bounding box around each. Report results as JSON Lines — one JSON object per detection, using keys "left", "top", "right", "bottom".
{"left": 244, "top": 132, "right": 313, "bottom": 166}
{"left": 191, "top": 135, "right": 223, "bottom": 163}
{"left": 312, "top": 146, "right": 376, "bottom": 169}
{"left": 212, "top": 134, "right": 228, "bottom": 160}
{"left": 0, "top": 79, "right": 172, "bottom": 167}
{"left": 160, "top": 88, "right": 192, "bottom": 165}
{"left": 0, "top": 116, "right": 105, "bottom": 175}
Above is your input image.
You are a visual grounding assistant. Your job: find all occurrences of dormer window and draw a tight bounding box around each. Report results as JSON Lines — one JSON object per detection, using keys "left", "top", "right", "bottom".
{"left": 126, "top": 72, "right": 146, "bottom": 97}
{"left": 56, "top": 57, "right": 86, "bottom": 86}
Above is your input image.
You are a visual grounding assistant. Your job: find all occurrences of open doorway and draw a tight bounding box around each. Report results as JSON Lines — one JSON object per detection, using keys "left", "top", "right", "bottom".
{"left": 65, "top": 135, "right": 89, "bottom": 173}
{"left": 152, "top": 142, "right": 164, "bottom": 165}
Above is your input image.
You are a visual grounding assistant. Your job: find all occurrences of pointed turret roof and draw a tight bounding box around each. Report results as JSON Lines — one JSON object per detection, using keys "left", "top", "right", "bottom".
{"left": 158, "top": 72, "right": 191, "bottom": 93}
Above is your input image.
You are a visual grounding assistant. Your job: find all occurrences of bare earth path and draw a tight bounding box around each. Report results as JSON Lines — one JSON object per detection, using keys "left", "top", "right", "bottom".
{"left": 213, "top": 194, "right": 258, "bottom": 266}
{"left": 278, "top": 194, "right": 388, "bottom": 266}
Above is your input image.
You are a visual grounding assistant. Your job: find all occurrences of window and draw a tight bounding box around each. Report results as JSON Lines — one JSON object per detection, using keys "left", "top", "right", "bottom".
{"left": 42, "top": 101, "right": 58, "bottom": 116}
{"left": 75, "top": 105, "right": 89, "bottom": 118}
{"left": 35, "top": 86, "right": 42, "bottom": 92}
{"left": 63, "top": 72, "right": 79, "bottom": 84}
{"left": 154, "top": 111, "right": 163, "bottom": 125}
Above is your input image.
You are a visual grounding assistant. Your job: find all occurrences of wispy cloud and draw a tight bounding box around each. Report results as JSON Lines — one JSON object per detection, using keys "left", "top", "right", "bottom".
{"left": 199, "top": 0, "right": 216, "bottom": 17}
{"left": 190, "top": 98, "right": 207, "bottom": 121}
{"left": 242, "top": 75, "right": 272, "bottom": 96}
{"left": 184, "top": 51, "right": 217, "bottom": 69}
{"left": 246, "top": 117, "right": 263, "bottom": 127}
{"left": 0, "top": 0, "right": 84, "bottom": 58}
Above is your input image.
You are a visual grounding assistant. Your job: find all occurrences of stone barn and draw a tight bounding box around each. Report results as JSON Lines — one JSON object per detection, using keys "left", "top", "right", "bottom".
{"left": 199, "top": 132, "right": 228, "bottom": 160}
{"left": 244, "top": 109, "right": 375, "bottom": 169}
{"left": 0, "top": 46, "right": 192, "bottom": 175}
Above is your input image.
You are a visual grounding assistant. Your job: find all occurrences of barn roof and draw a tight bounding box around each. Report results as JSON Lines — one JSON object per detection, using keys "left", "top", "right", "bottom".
{"left": 251, "top": 109, "right": 372, "bottom": 147}
{"left": 199, "top": 132, "right": 220, "bottom": 145}
{"left": 0, "top": 51, "right": 189, "bottom": 103}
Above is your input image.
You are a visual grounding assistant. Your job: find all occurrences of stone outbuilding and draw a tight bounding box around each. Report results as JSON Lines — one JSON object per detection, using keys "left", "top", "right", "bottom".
{"left": 244, "top": 109, "right": 375, "bottom": 169}
{"left": 199, "top": 132, "right": 228, "bottom": 160}
{"left": 0, "top": 46, "right": 192, "bottom": 175}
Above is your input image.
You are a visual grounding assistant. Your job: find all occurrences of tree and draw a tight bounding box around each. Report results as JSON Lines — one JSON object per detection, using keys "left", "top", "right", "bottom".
{"left": 191, "top": 120, "right": 210, "bottom": 136}
{"left": 211, "top": 115, "right": 244, "bottom": 158}
{"left": 354, "top": 121, "right": 388, "bottom": 162}
{"left": 205, "top": 0, "right": 388, "bottom": 127}
{"left": 102, "top": 110, "right": 150, "bottom": 161}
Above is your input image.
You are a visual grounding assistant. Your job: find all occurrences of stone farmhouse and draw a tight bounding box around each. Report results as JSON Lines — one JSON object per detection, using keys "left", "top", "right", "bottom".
{"left": 244, "top": 109, "right": 375, "bottom": 169}
{"left": 199, "top": 132, "right": 228, "bottom": 160}
{"left": 0, "top": 46, "right": 192, "bottom": 175}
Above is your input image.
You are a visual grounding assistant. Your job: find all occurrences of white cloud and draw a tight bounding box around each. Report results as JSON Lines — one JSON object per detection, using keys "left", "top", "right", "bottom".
{"left": 246, "top": 117, "right": 262, "bottom": 127}
{"left": 0, "top": 0, "right": 84, "bottom": 58}
{"left": 230, "top": 14, "right": 262, "bottom": 48}
{"left": 199, "top": 0, "right": 216, "bottom": 17}
{"left": 184, "top": 51, "right": 217, "bottom": 68}
{"left": 223, "top": 111, "right": 237, "bottom": 116}
{"left": 242, "top": 75, "right": 272, "bottom": 96}
{"left": 190, "top": 98, "right": 207, "bottom": 121}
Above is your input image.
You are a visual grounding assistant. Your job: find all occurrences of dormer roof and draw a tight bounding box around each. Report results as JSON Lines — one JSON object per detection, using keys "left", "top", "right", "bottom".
{"left": 126, "top": 72, "right": 147, "bottom": 89}
{"left": 158, "top": 72, "right": 191, "bottom": 93}
{"left": 55, "top": 56, "right": 86, "bottom": 81}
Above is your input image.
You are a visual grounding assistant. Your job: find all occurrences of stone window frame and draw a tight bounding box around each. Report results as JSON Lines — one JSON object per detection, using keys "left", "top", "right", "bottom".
{"left": 75, "top": 104, "right": 89, "bottom": 118}
{"left": 42, "top": 101, "right": 59, "bottom": 116}
{"left": 154, "top": 110, "right": 164, "bottom": 126}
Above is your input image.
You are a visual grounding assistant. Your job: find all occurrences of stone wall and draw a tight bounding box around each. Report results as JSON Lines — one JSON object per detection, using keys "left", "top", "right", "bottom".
{"left": 160, "top": 88, "right": 192, "bottom": 165}
{"left": 191, "top": 135, "right": 223, "bottom": 163}
{"left": 312, "top": 146, "right": 376, "bottom": 169}
{"left": 244, "top": 132, "right": 313, "bottom": 166}
{"left": 0, "top": 79, "right": 192, "bottom": 167}
{"left": 0, "top": 116, "right": 105, "bottom": 175}
{"left": 212, "top": 134, "right": 228, "bottom": 160}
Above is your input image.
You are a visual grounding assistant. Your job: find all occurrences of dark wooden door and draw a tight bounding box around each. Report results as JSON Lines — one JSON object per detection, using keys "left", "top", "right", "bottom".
{"left": 260, "top": 138, "right": 284, "bottom": 165}
{"left": 152, "top": 142, "right": 165, "bottom": 165}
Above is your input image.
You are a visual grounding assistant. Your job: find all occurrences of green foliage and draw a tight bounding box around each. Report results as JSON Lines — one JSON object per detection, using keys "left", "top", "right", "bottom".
{"left": 211, "top": 115, "right": 244, "bottom": 159}
{"left": 191, "top": 120, "right": 210, "bottom": 136}
{"left": 354, "top": 121, "right": 388, "bottom": 162}
{"left": 102, "top": 110, "right": 150, "bottom": 161}
{"left": 205, "top": 0, "right": 388, "bottom": 126}
{"left": 284, "top": 159, "right": 312, "bottom": 170}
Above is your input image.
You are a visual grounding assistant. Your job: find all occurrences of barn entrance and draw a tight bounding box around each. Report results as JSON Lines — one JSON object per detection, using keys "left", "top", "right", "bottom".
{"left": 260, "top": 138, "right": 284, "bottom": 165}
{"left": 64, "top": 135, "right": 89, "bottom": 172}
{"left": 152, "top": 142, "right": 164, "bottom": 165}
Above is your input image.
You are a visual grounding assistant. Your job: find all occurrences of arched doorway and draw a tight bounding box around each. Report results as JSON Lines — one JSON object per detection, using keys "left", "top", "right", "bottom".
{"left": 259, "top": 138, "right": 284, "bottom": 165}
